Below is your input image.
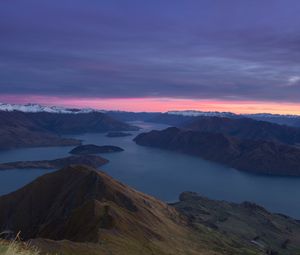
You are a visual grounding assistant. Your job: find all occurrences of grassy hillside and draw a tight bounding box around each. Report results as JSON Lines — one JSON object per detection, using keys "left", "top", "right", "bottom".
{"left": 2, "top": 166, "right": 300, "bottom": 254}
{"left": 0, "top": 165, "right": 262, "bottom": 255}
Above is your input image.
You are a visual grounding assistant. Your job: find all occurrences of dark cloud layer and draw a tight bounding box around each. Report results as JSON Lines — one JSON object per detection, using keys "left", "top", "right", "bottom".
{"left": 1, "top": 0, "right": 300, "bottom": 102}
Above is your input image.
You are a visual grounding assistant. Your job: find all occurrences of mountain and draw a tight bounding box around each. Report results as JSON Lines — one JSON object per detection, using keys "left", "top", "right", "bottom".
{"left": 173, "top": 192, "right": 300, "bottom": 255}
{"left": 247, "top": 113, "right": 300, "bottom": 128}
{"left": 1, "top": 165, "right": 300, "bottom": 254}
{"left": 166, "top": 110, "right": 300, "bottom": 128}
{"left": 0, "top": 111, "right": 81, "bottom": 150}
{"left": 0, "top": 110, "right": 138, "bottom": 149}
{"left": 3, "top": 103, "right": 300, "bottom": 128}
{"left": 106, "top": 131, "right": 132, "bottom": 137}
{"left": 0, "top": 103, "right": 97, "bottom": 114}
{"left": 0, "top": 155, "right": 108, "bottom": 170}
{"left": 105, "top": 110, "right": 300, "bottom": 129}
{"left": 147, "top": 113, "right": 195, "bottom": 126}
{"left": 106, "top": 110, "right": 161, "bottom": 122}
{"left": 183, "top": 116, "right": 300, "bottom": 145}
{"left": 0, "top": 165, "right": 186, "bottom": 244}
{"left": 167, "top": 110, "right": 237, "bottom": 118}
{"left": 24, "top": 112, "right": 139, "bottom": 134}
{"left": 134, "top": 127, "right": 300, "bottom": 176}
{"left": 0, "top": 165, "right": 236, "bottom": 255}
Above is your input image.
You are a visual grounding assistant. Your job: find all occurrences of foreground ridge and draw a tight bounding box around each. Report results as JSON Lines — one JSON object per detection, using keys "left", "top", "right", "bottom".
{"left": 1, "top": 165, "right": 300, "bottom": 254}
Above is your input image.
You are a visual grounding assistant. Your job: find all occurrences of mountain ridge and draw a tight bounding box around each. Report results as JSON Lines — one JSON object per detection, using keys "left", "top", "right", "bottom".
{"left": 0, "top": 110, "right": 137, "bottom": 149}
{"left": 182, "top": 116, "right": 300, "bottom": 145}
{"left": 1, "top": 165, "right": 300, "bottom": 254}
{"left": 134, "top": 127, "right": 300, "bottom": 176}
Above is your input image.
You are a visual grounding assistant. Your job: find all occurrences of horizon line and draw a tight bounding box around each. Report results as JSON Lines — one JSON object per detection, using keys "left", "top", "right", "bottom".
{"left": 1, "top": 94, "right": 300, "bottom": 116}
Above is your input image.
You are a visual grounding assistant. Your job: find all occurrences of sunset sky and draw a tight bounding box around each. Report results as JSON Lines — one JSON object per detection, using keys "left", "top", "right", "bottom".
{"left": 1, "top": 0, "right": 300, "bottom": 114}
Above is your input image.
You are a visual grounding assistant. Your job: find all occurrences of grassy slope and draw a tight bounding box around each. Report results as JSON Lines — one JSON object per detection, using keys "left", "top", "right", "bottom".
{"left": 173, "top": 192, "right": 300, "bottom": 255}
{"left": 0, "top": 165, "right": 264, "bottom": 255}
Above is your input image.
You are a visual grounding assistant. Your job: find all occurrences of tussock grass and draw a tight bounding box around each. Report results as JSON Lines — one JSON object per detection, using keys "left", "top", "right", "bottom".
{"left": 0, "top": 241, "right": 40, "bottom": 255}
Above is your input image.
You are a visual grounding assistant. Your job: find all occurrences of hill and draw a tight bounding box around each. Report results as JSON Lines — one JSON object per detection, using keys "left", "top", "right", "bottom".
{"left": 27, "top": 112, "right": 138, "bottom": 134}
{"left": 0, "top": 111, "right": 138, "bottom": 150}
{"left": 1, "top": 165, "right": 300, "bottom": 254}
{"left": 0, "top": 111, "right": 80, "bottom": 150}
{"left": 134, "top": 127, "right": 300, "bottom": 176}
{"left": 173, "top": 192, "right": 300, "bottom": 254}
{"left": 0, "top": 165, "right": 261, "bottom": 255}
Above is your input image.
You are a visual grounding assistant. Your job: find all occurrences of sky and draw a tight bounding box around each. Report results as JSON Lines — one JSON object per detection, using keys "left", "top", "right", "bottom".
{"left": 1, "top": 0, "right": 300, "bottom": 114}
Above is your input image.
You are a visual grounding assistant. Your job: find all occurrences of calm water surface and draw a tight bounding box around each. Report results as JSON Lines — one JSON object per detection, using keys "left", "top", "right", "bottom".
{"left": 0, "top": 121, "right": 300, "bottom": 219}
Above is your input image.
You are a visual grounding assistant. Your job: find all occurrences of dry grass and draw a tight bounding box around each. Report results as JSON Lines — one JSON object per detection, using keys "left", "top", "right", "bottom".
{"left": 0, "top": 241, "right": 40, "bottom": 255}
{"left": 0, "top": 232, "right": 40, "bottom": 255}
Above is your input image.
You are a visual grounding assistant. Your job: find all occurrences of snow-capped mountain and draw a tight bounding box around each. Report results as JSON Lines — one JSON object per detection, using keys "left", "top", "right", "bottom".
{"left": 0, "top": 103, "right": 103, "bottom": 114}
{"left": 167, "top": 110, "right": 300, "bottom": 119}
{"left": 1, "top": 103, "right": 300, "bottom": 127}
{"left": 167, "top": 110, "right": 237, "bottom": 118}
{"left": 245, "top": 113, "right": 300, "bottom": 119}
{"left": 166, "top": 110, "right": 300, "bottom": 127}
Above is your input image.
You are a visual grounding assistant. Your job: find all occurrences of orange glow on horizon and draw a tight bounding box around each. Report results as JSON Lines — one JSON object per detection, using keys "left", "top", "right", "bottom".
{"left": 1, "top": 94, "right": 300, "bottom": 116}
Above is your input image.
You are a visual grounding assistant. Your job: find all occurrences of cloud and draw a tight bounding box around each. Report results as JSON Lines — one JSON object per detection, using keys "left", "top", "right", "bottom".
{"left": 0, "top": 0, "right": 300, "bottom": 103}
{"left": 288, "top": 76, "right": 300, "bottom": 86}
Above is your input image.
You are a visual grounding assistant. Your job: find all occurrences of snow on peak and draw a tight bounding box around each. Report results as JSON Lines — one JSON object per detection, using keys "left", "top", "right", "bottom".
{"left": 166, "top": 110, "right": 300, "bottom": 120}
{"left": 167, "top": 110, "right": 237, "bottom": 118}
{"left": 245, "top": 113, "right": 300, "bottom": 119}
{"left": 0, "top": 103, "right": 104, "bottom": 114}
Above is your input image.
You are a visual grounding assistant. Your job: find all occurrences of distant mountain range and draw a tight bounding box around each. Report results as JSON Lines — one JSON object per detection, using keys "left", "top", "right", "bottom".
{"left": 0, "top": 109, "right": 138, "bottom": 150}
{"left": 167, "top": 110, "right": 300, "bottom": 127}
{"left": 182, "top": 116, "right": 300, "bottom": 145}
{"left": 1, "top": 165, "right": 300, "bottom": 254}
{"left": 107, "top": 109, "right": 300, "bottom": 128}
{"left": 0, "top": 103, "right": 99, "bottom": 114}
{"left": 167, "top": 110, "right": 300, "bottom": 119}
{"left": 2, "top": 103, "right": 300, "bottom": 127}
{"left": 167, "top": 110, "right": 238, "bottom": 118}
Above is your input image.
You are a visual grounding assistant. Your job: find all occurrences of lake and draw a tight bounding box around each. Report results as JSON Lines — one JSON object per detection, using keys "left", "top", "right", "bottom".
{"left": 0, "top": 121, "right": 300, "bottom": 219}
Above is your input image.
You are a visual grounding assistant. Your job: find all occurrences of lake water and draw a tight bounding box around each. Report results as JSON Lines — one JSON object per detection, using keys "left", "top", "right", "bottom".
{"left": 0, "top": 121, "right": 300, "bottom": 219}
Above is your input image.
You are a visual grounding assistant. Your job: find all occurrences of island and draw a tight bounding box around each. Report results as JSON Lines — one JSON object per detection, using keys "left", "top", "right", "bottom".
{"left": 69, "top": 144, "right": 124, "bottom": 155}
{"left": 0, "top": 155, "right": 109, "bottom": 170}
{"left": 106, "top": 131, "right": 133, "bottom": 137}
